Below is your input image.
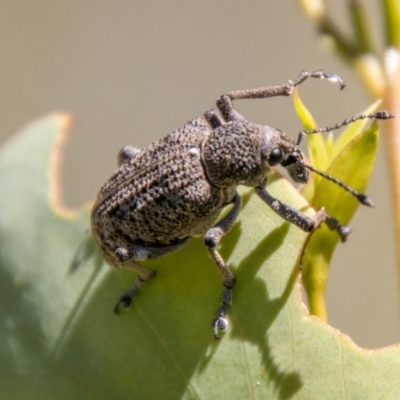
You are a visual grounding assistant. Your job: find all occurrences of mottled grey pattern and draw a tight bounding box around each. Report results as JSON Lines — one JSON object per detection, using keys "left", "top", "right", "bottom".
{"left": 202, "top": 120, "right": 283, "bottom": 187}
{"left": 91, "top": 117, "right": 236, "bottom": 265}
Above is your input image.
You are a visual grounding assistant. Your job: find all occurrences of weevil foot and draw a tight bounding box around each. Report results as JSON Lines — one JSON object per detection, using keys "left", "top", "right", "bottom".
{"left": 212, "top": 303, "right": 228, "bottom": 340}
{"left": 325, "top": 216, "right": 352, "bottom": 242}
{"left": 313, "top": 208, "right": 352, "bottom": 242}
{"left": 337, "top": 225, "right": 352, "bottom": 243}
{"left": 114, "top": 276, "right": 149, "bottom": 314}
{"left": 114, "top": 293, "right": 133, "bottom": 314}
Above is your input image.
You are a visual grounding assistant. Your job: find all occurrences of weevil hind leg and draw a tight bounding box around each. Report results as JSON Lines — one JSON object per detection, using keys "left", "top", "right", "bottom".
{"left": 114, "top": 262, "right": 156, "bottom": 313}
{"left": 114, "top": 239, "right": 189, "bottom": 313}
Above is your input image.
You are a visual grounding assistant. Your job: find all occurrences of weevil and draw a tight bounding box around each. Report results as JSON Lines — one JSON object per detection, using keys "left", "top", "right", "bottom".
{"left": 91, "top": 70, "right": 393, "bottom": 339}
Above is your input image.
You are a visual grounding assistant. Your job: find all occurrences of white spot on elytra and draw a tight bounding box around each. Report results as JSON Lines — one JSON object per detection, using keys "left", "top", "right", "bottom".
{"left": 189, "top": 148, "right": 200, "bottom": 156}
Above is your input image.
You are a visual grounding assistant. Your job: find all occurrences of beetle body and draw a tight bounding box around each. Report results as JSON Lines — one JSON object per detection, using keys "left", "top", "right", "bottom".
{"left": 91, "top": 70, "right": 391, "bottom": 339}
{"left": 92, "top": 118, "right": 229, "bottom": 257}
{"left": 92, "top": 118, "right": 294, "bottom": 262}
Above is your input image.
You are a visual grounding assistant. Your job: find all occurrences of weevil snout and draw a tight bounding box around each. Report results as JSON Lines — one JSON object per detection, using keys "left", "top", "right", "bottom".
{"left": 281, "top": 151, "right": 309, "bottom": 184}
{"left": 260, "top": 127, "right": 309, "bottom": 184}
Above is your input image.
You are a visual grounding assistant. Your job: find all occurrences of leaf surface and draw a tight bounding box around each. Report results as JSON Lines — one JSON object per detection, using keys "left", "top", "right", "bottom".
{"left": 1, "top": 115, "right": 400, "bottom": 399}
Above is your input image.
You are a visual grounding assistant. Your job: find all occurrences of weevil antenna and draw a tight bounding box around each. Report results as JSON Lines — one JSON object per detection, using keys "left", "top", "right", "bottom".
{"left": 303, "top": 163, "right": 374, "bottom": 207}
{"left": 296, "top": 111, "right": 394, "bottom": 146}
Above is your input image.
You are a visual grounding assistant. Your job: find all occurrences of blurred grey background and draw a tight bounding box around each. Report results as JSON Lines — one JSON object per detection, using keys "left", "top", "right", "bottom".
{"left": 0, "top": 0, "right": 397, "bottom": 348}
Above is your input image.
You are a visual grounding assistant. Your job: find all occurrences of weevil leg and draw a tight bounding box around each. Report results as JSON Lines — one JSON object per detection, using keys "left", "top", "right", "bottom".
{"left": 324, "top": 216, "right": 352, "bottom": 242}
{"left": 208, "top": 251, "right": 236, "bottom": 340}
{"left": 217, "top": 70, "right": 344, "bottom": 122}
{"left": 113, "top": 261, "right": 156, "bottom": 313}
{"left": 255, "top": 180, "right": 352, "bottom": 242}
{"left": 292, "top": 70, "right": 345, "bottom": 90}
{"left": 204, "top": 193, "right": 241, "bottom": 339}
{"left": 204, "top": 108, "right": 223, "bottom": 128}
{"left": 114, "top": 239, "right": 189, "bottom": 313}
{"left": 117, "top": 145, "right": 141, "bottom": 166}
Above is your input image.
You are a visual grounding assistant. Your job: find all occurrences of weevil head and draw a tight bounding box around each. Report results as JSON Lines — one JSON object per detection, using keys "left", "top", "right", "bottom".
{"left": 260, "top": 126, "right": 309, "bottom": 184}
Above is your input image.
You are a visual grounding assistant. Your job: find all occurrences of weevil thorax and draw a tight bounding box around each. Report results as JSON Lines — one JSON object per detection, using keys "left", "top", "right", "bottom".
{"left": 202, "top": 119, "right": 303, "bottom": 188}
{"left": 201, "top": 120, "right": 264, "bottom": 187}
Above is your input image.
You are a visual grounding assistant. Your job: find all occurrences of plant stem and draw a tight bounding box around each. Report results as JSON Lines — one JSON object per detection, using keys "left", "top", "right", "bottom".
{"left": 383, "top": 71, "right": 400, "bottom": 288}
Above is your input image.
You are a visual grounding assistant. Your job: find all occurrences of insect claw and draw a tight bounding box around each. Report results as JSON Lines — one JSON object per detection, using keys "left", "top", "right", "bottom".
{"left": 338, "top": 226, "right": 352, "bottom": 243}
{"left": 326, "top": 73, "right": 345, "bottom": 90}
{"left": 212, "top": 304, "right": 228, "bottom": 340}
{"left": 114, "top": 294, "right": 132, "bottom": 314}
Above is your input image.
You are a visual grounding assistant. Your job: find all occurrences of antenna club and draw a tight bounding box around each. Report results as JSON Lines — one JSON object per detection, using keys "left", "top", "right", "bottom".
{"left": 373, "top": 111, "right": 394, "bottom": 120}
{"left": 303, "top": 163, "right": 374, "bottom": 207}
{"left": 357, "top": 194, "right": 375, "bottom": 207}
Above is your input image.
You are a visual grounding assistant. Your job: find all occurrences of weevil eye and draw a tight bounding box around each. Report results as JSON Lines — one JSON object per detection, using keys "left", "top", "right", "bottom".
{"left": 268, "top": 148, "right": 283, "bottom": 166}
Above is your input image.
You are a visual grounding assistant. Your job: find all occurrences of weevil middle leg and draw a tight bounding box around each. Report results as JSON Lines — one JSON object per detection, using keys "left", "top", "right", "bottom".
{"left": 203, "top": 193, "right": 242, "bottom": 339}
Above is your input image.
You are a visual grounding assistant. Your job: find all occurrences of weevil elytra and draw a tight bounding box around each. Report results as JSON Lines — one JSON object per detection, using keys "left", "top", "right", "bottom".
{"left": 91, "top": 70, "right": 393, "bottom": 339}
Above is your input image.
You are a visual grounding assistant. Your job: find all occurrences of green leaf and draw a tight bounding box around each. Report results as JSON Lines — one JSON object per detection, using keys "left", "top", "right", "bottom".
{"left": 292, "top": 88, "right": 328, "bottom": 203}
{"left": 292, "top": 88, "right": 329, "bottom": 173}
{"left": 302, "top": 121, "right": 379, "bottom": 320}
{"left": 2, "top": 114, "right": 400, "bottom": 399}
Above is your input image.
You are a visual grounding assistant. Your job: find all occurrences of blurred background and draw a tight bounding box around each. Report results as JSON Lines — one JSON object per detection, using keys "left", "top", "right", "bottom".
{"left": 0, "top": 0, "right": 397, "bottom": 348}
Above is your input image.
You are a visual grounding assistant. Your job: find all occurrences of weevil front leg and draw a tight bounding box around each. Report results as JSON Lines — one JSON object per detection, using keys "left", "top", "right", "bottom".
{"left": 204, "top": 108, "right": 223, "bottom": 129}
{"left": 216, "top": 70, "right": 345, "bottom": 122}
{"left": 114, "top": 239, "right": 189, "bottom": 313}
{"left": 255, "top": 179, "right": 351, "bottom": 241}
{"left": 204, "top": 193, "right": 242, "bottom": 339}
